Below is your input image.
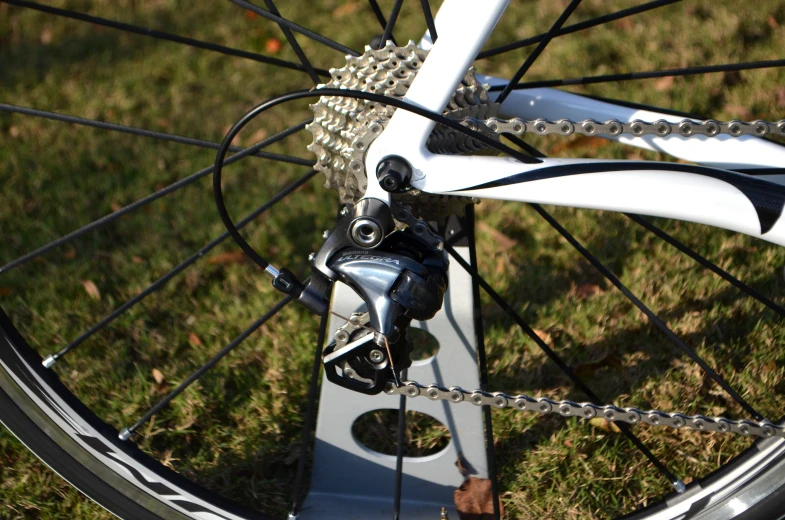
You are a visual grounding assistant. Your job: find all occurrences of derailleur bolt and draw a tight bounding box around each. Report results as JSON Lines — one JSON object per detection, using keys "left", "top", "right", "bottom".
{"left": 369, "top": 349, "right": 385, "bottom": 363}
{"left": 376, "top": 155, "right": 413, "bottom": 193}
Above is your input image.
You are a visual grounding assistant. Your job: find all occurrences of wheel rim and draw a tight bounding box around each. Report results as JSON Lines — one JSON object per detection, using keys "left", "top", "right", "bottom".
{"left": 2, "top": 1, "right": 785, "bottom": 518}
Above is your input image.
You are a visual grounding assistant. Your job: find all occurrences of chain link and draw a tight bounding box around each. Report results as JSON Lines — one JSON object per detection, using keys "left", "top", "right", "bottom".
{"left": 384, "top": 380, "right": 785, "bottom": 438}
{"left": 467, "top": 115, "right": 785, "bottom": 139}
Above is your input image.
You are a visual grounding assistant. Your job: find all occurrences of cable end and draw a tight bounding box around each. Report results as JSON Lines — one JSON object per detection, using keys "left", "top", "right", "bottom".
{"left": 118, "top": 427, "right": 133, "bottom": 441}
{"left": 42, "top": 355, "right": 57, "bottom": 369}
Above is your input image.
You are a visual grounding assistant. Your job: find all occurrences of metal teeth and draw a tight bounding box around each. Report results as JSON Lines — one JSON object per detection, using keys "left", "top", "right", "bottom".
{"left": 306, "top": 41, "right": 499, "bottom": 217}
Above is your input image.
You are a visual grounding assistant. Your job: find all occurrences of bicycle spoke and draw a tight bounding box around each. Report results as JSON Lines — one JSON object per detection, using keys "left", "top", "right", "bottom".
{"left": 419, "top": 0, "right": 438, "bottom": 43}
{"left": 381, "top": 0, "right": 404, "bottom": 49}
{"left": 40, "top": 170, "right": 317, "bottom": 368}
{"left": 118, "top": 294, "right": 293, "bottom": 440}
{"left": 290, "top": 313, "right": 329, "bottom": 518}
{"left": 489, "top": 58, "right": 785, "bottom": 91}
{"left": 0, "top": 103, "right": 312, "bottom": 166}
{"left": 261, "top": 0, "right": 321, "bottom": 85}
{"left": 467, "top": 205, "right": 500, "bottom": 520}
{"left": 443, "top": 242, "right": 685, "bottom": 493}
{"left": 227, "top": 0, "right": 360, "bottom": 56}
{"left": 531, "top": 204, "right": 764, "bottom": 421}
{"left": 496, "top": 0, "right": 583, "bottom": 104}
{"left": 626, "top": 214, "right": 785, "bottom": 319}
{"left": 367, "top": 0, "right": 398, "bottom": 46}
{"left": 393, "top": 374, "right": 407, "bottom": 520}
{"left": 478, "top": 0, "right": 680, "bottom": 60}
{"left": 0, "top": 120, "right": 310, "bottom": 275}
{"left": 0, "top": 0, "right": 328, "bottom": 77}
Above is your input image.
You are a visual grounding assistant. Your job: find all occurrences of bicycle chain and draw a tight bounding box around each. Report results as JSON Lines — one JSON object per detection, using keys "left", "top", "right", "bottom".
{"left": 334, "top": 312, "right": 783, "bottom": 439}
{"left": 383, "top": 380, "right": 785, "bottom": 439}
{"left": 460, "top": 114, "right": 785, "bottom": 139}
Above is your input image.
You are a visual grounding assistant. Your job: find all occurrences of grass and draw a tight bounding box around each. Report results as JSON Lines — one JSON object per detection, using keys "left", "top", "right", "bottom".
{"left": 1, "top": 0, "right": 785, "bottom": 518}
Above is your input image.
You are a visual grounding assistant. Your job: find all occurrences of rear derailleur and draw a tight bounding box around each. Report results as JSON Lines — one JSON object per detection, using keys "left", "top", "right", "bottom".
{"left": 283, "top": 197, "right": 449, "bottom": 395}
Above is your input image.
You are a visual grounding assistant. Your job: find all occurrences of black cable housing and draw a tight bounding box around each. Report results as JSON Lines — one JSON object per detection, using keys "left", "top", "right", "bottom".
{"left": 212, "top": 87, "right": 541, "bottom": 286}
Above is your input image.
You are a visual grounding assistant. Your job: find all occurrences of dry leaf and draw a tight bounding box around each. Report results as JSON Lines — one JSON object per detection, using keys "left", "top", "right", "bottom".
{"left": 8, "top": 126, "right": 20, "bottom": 138}
{"left": 533, "top": 328, "right": 553, "bottom": 346}
{"left": 575, "top": 283, "right": 604, "bottom": 298}
{"left": 152, "top": 368, "right": 165, "bottom": 385}
{"left": 40, "top": 27, "right": 52, "bottom": 45}
{"left": 110, "top": 202, "right": 123, "bottom": 212}
{"left": 132, "top": 256, "right": 144, "bottom": 264}
{"left": 265, "top": 38, "right": 282, "bottom": 54}
{"left": 549, "top": 135, "right": 607, "bottom": 155}
{"left": 81, "top": 280, "right": 101, "bottom": 301}
{"left": 244, "top": 9, "right": 258, "bottom": 19}
{"left": 723, "top": 104, "right": 751, "bottom": 120}
{"left": 333, "top": 0, "right": 359, "bottom": 18}
{"left": 767, "top": 14, "right": 779, "bottom": 29}
{"left": 207, "top": 250, "right": 247, "bottom": 265}
{"left": 454, "top": 477, "right": 504, "bottom": 520}
{"left": 477, "top": 221, "right": 517, "bottom": 250}
{"left": 589, "top": 417, "right": 621, "bottom": 433}
{"left": 654, "top": 75, "right": 674, "bottom": 92}
{"left": 0, "top": 287, "right": 12, "bottom": 296}
{"left": 188, "top": 333, "right": 202, "bottom": 347}
{"left": 62, "top": 248, "right": 78, "bottom": 260}
{"left": 563, "top": 439, "right": 574, "bottom": 447}
{"left": 775, "top": 87, "right": 785, "bottom": 106}
{"left": 245, "top": 127, "right": 268, "bottom": 146}
{"left": 613, "top": 17, "right": 634, "bottom": 31}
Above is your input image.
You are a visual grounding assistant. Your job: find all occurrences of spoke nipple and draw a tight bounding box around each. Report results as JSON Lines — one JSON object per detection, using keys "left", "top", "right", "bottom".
{"left": 42, "top": 355, "right": 57, "bottom": 369}
{"left": 308, "top": 252, "right": 316, "bottom": 262}
{"left": 118, "top": 427, "right": 134, "bottom": 441}
{"left": 672, "top": 480, "right": 686, "bottom": 494}
{"left": 441, "top": 507, "right": 449, "bottom": 519}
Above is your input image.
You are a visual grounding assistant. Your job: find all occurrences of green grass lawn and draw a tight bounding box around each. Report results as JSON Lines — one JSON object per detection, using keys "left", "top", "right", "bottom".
{"left": 2, "top": 1, "right": 785, "bottom": 518}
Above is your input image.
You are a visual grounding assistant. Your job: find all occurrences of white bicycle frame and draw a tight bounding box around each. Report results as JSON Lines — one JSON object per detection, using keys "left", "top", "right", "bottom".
{"left": 363, "top": 0, "right": 785, "bottom": 246}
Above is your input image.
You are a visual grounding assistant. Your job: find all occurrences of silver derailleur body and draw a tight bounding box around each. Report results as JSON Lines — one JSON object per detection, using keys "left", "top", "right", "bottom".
{"left": 302, "top": 164, "right": 449, "bottom": 394}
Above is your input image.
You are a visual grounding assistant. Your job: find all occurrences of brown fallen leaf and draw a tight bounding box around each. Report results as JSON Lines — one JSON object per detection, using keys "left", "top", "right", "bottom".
{"left": 654, "top": 75, "right": 674, "bottom": 92}
{"left": 207, "top": 250, "right": 246, "bottom": 265}
{"left": 613, "top": 17, "right": 634, "bottom": 31}
{"left": 549, "top": 135, "right": 607, "bottom": 155}
{"left": 152, "top": 368, "right": 165, "bottom": 385}
{"left": 188, "top": 333, "right": 202, "bottom": 347}
{"left": 563, "top": 439, "right": 574, "bottom": 447}
{"left": 477, "top": 221, "right": 517, "bottom": 250}
{"left": 40, "top": 26, "right": 53, "bottom": 45}
{"left": 454, "top": 477, "right": 504, "bottom": 520}
{"left": 265, "top": 38, "right": 282, "bottom": 54}
{"left": 332, "top": 0, "right": 359, "bottom": 18}
{"left": 245, "top": 127, "right": 268, "bottom": 146}
{"left": 767, "top": 14, "right": 779, "bottom": 29}
{"left": 62, "top": 248, "right": 78, "bottom": 260}
{"left": 132, "top": 256, "right": 144, "bottom": 264}
{"left": 723, "top": 104, "right": 751, "bottom": 120}
{"left": 776, "top": 87, "right": 785, "bottom": 106}
{"left": 589, "top": 417, "right": 621, "bottom": 433}
{"left": 0, "top": 287, "right": 12, "bottom": 296}
{"left": 532, "top": 328, "right": 553, "bottom": 346}
{"left": 244, "top": 9, "right": 258, "bottom": 19}
{"left": 110, "top": 202, "right": 123, "bottom": 212}
{"left": 81, "top": 280, "right": 101, "bottom": 301}
{"left": 575, "top": 283, "right": 604, "bottom": 299}
{"left": 8, "top": 126, "right": 20, "bottom": 138}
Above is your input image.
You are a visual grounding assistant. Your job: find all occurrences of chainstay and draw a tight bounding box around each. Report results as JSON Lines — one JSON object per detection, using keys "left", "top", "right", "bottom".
{"left": 462, "top": 115, "right": 785, "bottom": 139}
{"left": 384, "top": 380, "right": 785, "bottom": 438}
